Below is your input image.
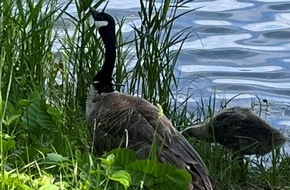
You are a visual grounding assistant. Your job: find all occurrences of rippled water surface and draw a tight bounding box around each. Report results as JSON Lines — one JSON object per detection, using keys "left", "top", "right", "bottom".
{"left": 64, "top": 0, "right": 290, "bottom": 151}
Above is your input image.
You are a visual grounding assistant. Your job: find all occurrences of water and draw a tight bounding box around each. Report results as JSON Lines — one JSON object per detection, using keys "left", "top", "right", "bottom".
{"left": 64, "top": 0, "right": 290, "bottom": 152}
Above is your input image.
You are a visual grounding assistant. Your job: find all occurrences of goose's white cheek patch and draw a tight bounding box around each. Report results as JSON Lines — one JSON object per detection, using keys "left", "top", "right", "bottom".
{"left": 95, "top": 21, "right": 108, "bottom": 29}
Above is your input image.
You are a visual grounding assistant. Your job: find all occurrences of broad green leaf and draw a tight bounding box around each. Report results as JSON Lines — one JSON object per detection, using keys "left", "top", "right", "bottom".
{"left": 19, "top": 184, "right": 32, "bottom": 190}
{"left": 106, "top": 148, "right": 136, "bottom": 168}
{"left": 46, "top": 153, "right": 69, "bottom": 162}
{"left": 3, "top": 114, "right": 21, "bottom": 126}
{"left": 18, "top": 99, "right": 35, "bottom": 106}
{"left": 37, "top": 174, "right": 54, "bottom": 186}
{"left": 0, "top": 133, "right": 16, "bottom": 152}
{"left": 127, "top": 160, "right": 191, "bottom": 190}
{"left": 21, "top": 97, "right": 58, "bottom": 134}
{"left": 109, "top": 170, "right": 131, "bottom": 189}
{"left": 54, "top": 181, "right": 70, "bottom": 189}
{"left": 39, "top": 184, "right": 59, "bottom": 190}
{"left": 99, "top": 153, "right": 115, "bottom": 166}
{"left": 47, "top": 107, "right": 61, "bottom": 118}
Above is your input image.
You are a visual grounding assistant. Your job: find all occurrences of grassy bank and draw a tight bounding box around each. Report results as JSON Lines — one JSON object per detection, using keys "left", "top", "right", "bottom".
{"left": 0, "top": 0, "right": 289, "bottom": 189}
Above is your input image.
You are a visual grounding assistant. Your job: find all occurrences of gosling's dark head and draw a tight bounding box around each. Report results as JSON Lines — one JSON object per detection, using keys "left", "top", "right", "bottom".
{"left": 90, "top": 7, "right": 116, "bottom": 37}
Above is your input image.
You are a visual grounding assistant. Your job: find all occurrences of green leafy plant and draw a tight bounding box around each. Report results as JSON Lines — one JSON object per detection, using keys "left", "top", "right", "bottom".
{"left": 0, "top": 0, "right": 289, "bottom": 189}
{"left": 105, "top": 148, "right": 191, "bottom": 190}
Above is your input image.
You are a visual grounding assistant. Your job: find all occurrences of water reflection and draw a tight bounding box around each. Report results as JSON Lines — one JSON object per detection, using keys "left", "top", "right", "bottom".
{"left": 268, "top": 3, "right": 290, "bottom": 10}
{"left": 197, "top": 27, "right": 238, "bottom": 34}
{"left": 179, "top": 65, "right": 282, "bottom": 73}
{"left": 213, "top": 78, "right": 290, "bottom": 89}
{"left": 186, "top": 0, "right": 254, "bottom": 12}
{"left": 263, "top": 30, "right": 290, "bottom": 39}
{"left": 243, "top": 21, "right": 289, "bottom": 31}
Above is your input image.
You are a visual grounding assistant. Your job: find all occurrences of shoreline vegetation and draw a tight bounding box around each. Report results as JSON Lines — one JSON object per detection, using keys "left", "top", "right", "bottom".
{"left": 1, "top": 0, "right": 289, "bottom": 189}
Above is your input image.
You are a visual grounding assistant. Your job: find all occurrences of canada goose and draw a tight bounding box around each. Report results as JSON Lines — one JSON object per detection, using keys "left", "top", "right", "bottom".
{"left": 86, "top": 7, "right": 213, "bottom": 190}
{"left": 182, "top": 107, "right": 288, "bottom": 156}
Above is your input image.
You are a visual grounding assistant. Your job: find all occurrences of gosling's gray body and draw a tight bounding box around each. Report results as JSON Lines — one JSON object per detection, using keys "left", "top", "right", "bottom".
{"left": 87, "top": 87, "right": 213, "bottom": 190}
{"left": 183, "top": 107, "right": 288, "bottom": 155}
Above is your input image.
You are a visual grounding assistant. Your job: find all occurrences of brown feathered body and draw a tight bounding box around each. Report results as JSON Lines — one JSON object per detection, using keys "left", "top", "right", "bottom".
{"left": 183, "top": 107, "right": 288, "bottom": 155}
{"left": 86, "top": 87, "right": 213, "bottom": 190}
{"left": 87, "top": 8, "right": 213, "bottom": 189}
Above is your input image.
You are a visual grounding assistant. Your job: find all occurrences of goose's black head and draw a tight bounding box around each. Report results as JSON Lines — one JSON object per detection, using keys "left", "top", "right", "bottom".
{"left": 90, "top": 7, "right": 116, "bottom": 45}
{"left": 90, "top": 7, "right": 116, "bottom": 94}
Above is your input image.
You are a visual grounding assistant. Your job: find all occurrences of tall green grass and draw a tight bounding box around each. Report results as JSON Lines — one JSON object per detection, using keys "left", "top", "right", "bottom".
{"left": 0, "top": 0, "right": 289, "bottom": 189}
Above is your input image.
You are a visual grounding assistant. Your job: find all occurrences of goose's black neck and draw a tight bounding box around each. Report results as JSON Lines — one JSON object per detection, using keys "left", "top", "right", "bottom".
{"left": 93, "top": 24, "right": 116, "bottom": 94}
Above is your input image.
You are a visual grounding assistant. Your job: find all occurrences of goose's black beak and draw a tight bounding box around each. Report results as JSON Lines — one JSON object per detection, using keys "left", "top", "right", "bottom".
{"left": 90, "top": 7, "right": 98, "bottom": 20}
